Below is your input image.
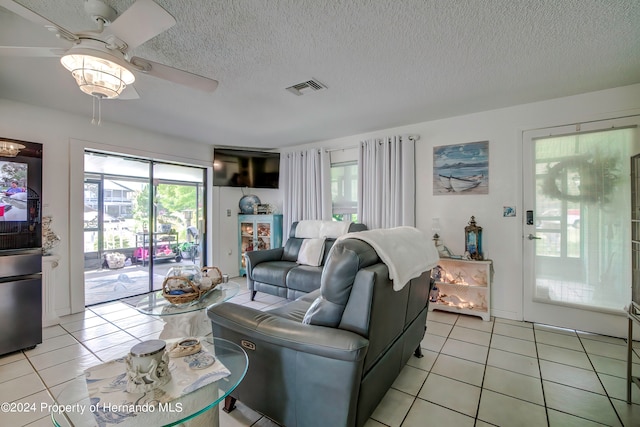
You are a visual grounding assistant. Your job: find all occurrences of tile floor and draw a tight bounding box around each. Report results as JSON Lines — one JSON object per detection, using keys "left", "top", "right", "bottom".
{"left": 2, "top": 283, "right": 640, "bottom": 426}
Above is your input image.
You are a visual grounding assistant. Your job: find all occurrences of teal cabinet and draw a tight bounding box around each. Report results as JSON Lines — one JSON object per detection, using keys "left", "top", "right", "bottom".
{"left": 238, "top": 214, "right": 283, "bottom": 276}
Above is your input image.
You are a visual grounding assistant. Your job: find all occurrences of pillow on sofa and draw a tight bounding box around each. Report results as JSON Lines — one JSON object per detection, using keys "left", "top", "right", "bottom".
{"left": 297, "top": 237, "right": 326, "bottom": 266}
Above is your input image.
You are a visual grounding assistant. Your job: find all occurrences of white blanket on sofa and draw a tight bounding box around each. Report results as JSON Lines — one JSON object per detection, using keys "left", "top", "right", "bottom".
{"left": 336, "top": 226, "right": 440, "bottom": 291}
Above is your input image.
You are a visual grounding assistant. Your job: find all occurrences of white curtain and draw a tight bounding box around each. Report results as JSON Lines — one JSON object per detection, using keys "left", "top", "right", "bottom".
{"left": 280, "top": 148, "right": 332, "bottom": 241}
{"left": 358, "top": 136, "right": 416, "bottom": 229}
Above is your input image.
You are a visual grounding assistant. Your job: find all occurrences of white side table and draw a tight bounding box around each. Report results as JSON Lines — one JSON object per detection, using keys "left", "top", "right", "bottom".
{"left": 42, "top": 254, "right": 60, "bottom": 327}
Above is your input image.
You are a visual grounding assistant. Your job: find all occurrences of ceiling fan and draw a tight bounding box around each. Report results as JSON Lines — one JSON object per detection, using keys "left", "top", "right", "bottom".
{"left": 0, "top": 0, "right": 219, "bottom": 101}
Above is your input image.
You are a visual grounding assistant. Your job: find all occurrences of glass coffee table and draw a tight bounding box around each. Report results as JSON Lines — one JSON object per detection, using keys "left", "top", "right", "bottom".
{"left": 51, "top": 337, "right": 248, "bottom": 427}
{"left": 133, "top": 281, "right": 240, "bottom": 339}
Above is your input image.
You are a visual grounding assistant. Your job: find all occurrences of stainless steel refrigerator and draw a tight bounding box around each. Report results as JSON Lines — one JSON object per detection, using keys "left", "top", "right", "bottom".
{"left": 0, "top": 139, "right": 43, "bottom": 356}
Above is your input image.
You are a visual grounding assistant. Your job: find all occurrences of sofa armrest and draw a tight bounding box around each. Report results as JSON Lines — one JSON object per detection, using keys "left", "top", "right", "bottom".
{"left": 245, "top": 248, "right": 285, "bottom": 293}
{"left": 245, "top": 247, "right": 284, "bottom": 277}
{"left": 208, "top": 302, "right": 369, "bottom": 362}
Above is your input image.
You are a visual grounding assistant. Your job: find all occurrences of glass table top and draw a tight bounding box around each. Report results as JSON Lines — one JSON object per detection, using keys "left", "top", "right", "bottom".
{"left": 51, "top": 337, "right": 248, "bottom": 427}
{"left": 134, "top": 281, "right": 240, "bottom": 316}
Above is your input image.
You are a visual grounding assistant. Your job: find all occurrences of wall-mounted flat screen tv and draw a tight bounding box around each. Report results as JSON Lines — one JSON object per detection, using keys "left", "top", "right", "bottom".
{"left": 213, "top": 149, "right": 280, "bottom": 189}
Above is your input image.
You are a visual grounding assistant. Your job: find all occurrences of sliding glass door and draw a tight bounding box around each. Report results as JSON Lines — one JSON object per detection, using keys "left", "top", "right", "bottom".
{"left": 83, "top": 151, "right": 206, "bottom": 306}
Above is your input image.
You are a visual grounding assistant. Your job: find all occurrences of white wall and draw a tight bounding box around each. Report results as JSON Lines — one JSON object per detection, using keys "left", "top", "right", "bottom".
{"left": 212, "top": 186, "right": 282, "bottom": 277}
{"left": 0, "top": 99, "right": 213, "bottom": 315}
{"left": 291, "top": 83, "right": 640, "bottom": 321}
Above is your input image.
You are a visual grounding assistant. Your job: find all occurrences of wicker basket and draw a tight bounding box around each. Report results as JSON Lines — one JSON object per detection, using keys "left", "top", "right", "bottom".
{"left": 162, "top": 266, "right": 224, "bottom": 305}
{"left": 202, "top": 266, "right": 223, "bottom": 283}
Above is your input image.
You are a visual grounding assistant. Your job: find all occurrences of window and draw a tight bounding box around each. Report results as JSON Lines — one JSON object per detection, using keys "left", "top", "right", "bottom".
{"left": 331, "top": 161, "right": 358, "bottom": 222}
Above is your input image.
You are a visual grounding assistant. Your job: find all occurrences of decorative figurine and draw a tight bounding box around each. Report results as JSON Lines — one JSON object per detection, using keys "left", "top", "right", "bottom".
{"left": 464, "top": 216, "right": 483, "bottom": 260}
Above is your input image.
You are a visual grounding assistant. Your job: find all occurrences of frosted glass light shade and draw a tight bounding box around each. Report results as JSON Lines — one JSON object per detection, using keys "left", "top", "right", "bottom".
{"left": 61, "top": 53, "right": 135, "bottom": 99}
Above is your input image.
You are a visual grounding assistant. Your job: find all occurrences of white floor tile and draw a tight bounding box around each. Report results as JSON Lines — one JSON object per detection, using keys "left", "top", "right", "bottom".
{"left": 24, "top": 334, "right": 79, "bottom": 357}
{"left": 440, "top": 338, "right": 488, "bottom": 364}
{"left": 109, "top": 313, "right": 159, "bottom": 329}
{"left": 58, "top": 310, "right": 98, "bottom": 324}
{"left": 402, "top": 398, "right": 474, "bottom": 427}
{"left": 362, "top": 419, "right": 386, "bottom": 427}
{"left": 60, "top": 315, "right": 109, "bottom": 333}
{"left": 539, "top": 360, "right": 605, "bottom": 395}
{"left": 537, "top": 343, "right": 592, "bottom": 370}
{"left": 588, "top": 353, "right": 640, "bottom": 378}
{"left": 370, "top": 388, "right": 414, "bottom": 427}
{"left": 449, "top": 325, "right": 492, "bottom": 346}
{"left": 0, "top": 358, "right": 36, "bottom": 384}
{"left": 70, "top": 322, "right": 122, "bottom": 342}
{"left": 534, "top": 323, "right": 579, "bottom": 337}
{"left": 543, "top": 380, "right": 622, "bottom": 426}
{"left": 421, "top": 333, "right": 446, "bottom": 353}
{"left": 37, "top": 353, "right": 101, "bottom": 388}
{"left": 253, "top": 416, "right": 283, "bottom": 427}
{"left": 41, "top": 325, "right": 68, "bottom": 340}
{"left": 580, "top": 338, "right": 627, "bottom": 361}
{"left": 94, "top": 338, "right": 141, "bottom": 362}
{"left": 454, "top": 315, "right": 494, "bottom": 333}
{"left": 426, "top": 310, "right": 458, "bottom": 324}
{"left": 493, "top": 322, "right": 535, "bottom": 341}
{"left": 577, "top": 331, "right": 626, "bottom": 346}
{"left": 0, "top": 372, "right": 46, "bottom": 402}
{"left": 610, "top": 398, "right": 640, "bottom": 427}
{"left": 81, "top": 330, "right": 137, "bottom": 353}
{"left": 482, "top": 365, "right": 544, "bottom": 405}
{"left": 98, "top": 307, "right": 144, "bottom": 322}
{"left": 1, "top": 390, "right": 54, "bottom": 426}
{"left": 490, "top": 334, "right": 538, "bottom": 358}
{"left": 477, "top": 389, "right": 547, "bottom": 427}
{"left": 431, "top": 353, "right": 485, "bottom": 387}
{"left": 597, "top": 372, "right": 640, "bottom": 404}
{"left": 0, "top": 351, "right": 26, "bottom": 367}
{"left": 391, "top": 365, "right": 428, "bottom": 396}
{"left": 426, "top": 320, "right": 454, "bottom": 337}
{"left": 89, "top": 302, "right": 131, "bottom": 315}
{"left": 218, "top": 400, "right": 262, "bottom": 427}
{"left": 26, "top": 343, "right": 93, "bottom": 371}
{"left": 418, "top": 373, "right": 481, "bottom": 417}
{"left": 406, "top": 349, "right": 438, "bottom": 372}
{"left": 547, "top": 408, "right": 606, "bottom": 427}
{"left": 487, "top": 348, "right": 540, "bottom": 378}
{"left": 534, "top": 329, "right": 583, "bottom": 351}
{"left": 494, "top": 318, "right": 533, "bottom": 329}
{"left": 24, "top": 414, "right": 57, "bottom": 427}
{"left": 123, "top": 320, "right": 166, "bottom": 339}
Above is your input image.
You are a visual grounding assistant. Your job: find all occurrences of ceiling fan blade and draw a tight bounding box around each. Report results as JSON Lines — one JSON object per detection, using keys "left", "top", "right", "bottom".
{"left": 116, "top": 85, "right": 140, "bottom": 100}
{"left": 0, "top": 46, "right": 65, "bottom": 57}
{"left": 0, "top": 0, "right": 77, "bottom": 42}
{"left": 130, "top": 57, "right": 219, "bottom": 93}
{"left": 108, "top": 0, "right": 176, "bottom": 50}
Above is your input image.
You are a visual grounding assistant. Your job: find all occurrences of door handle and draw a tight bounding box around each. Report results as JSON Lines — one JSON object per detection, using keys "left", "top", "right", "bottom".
{"left": 527, "top": 234, "right": 541, "bottom": 240}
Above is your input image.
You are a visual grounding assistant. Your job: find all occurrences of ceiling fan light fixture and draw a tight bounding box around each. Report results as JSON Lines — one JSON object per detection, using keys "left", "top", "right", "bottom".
{"left": 61, "top": 47, "right": 135, "bottom": 99}
{"left": 0, "top": 140, "right": 25, "bottom": 157}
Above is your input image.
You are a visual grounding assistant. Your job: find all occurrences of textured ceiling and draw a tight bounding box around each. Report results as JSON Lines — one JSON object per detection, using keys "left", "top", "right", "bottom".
{"left": 1, "top": 0, "right": 639, "bottom": 149}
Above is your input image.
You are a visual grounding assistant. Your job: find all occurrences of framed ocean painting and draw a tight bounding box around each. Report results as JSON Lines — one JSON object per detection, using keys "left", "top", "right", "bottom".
{"left": 433, "top": 141, "right": 489, "bottom": 195}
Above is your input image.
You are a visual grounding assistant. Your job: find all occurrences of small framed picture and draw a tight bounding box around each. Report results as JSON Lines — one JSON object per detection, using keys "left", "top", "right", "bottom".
{"left": 503, "top": 206, "right": 516, "bottom": 217}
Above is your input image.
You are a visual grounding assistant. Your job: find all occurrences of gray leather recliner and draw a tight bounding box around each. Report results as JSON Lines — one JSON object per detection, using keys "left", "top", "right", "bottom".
{"left": 208, "top": 238, "right": 431, "bottom": 427}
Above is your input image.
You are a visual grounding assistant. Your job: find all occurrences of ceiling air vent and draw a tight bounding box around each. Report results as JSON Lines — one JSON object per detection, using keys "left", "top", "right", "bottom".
{"left": 286, "top": 79, "right": 327, "bottom": 96}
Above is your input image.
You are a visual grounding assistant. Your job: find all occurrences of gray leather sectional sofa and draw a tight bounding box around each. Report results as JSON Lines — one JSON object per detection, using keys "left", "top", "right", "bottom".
{"left": 244, "top": 221, "right": 367, "bottom": 300}
{"left": 208, "top": 238, "right": 432, "bottom": 427}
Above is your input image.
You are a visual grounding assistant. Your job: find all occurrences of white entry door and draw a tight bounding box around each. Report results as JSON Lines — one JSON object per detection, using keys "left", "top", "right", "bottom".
{"left": 522, "top": 116, "right": 640, "bottom": 337}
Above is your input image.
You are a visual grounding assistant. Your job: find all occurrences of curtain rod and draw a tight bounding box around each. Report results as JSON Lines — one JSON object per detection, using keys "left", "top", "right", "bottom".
{"left": 325, "top": 135, "right": 420, "bottom": 152}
